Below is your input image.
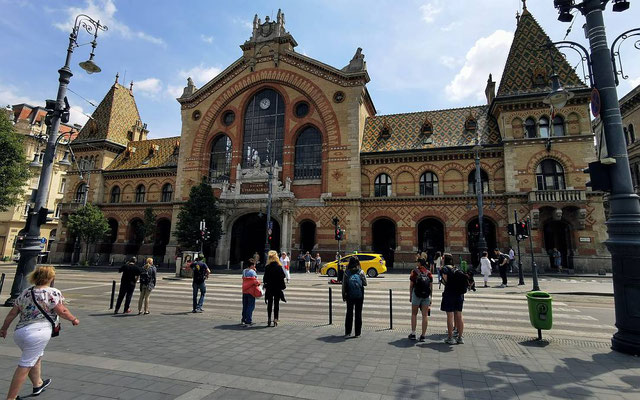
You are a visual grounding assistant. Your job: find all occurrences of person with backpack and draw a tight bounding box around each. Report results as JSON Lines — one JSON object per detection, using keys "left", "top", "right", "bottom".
{"left": 440, "top": 253, "right": 466, "bottom": 345}
{"left": 342, "top": 257, "right": 367, "bottom": 338}
{"left": 493, "top": 248, "right": 509, "bottom": 288}
{"left": 114, "top": 257, "right": 141, "bottom": 314}
{"left": 241, "top": 258, "right": 262, "bottom": 326}
{"left": 191, "top": 255, "right": 210, "bottom": 313}
{"left": 408, "top": 258, "right": 433, "bottom": 342}
{"left": 137, "top": 257, "right": 157, "bottom": 315}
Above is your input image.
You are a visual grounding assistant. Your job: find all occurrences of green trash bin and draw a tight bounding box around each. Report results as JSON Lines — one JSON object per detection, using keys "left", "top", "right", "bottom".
{"left": 526, "top": 291, "right": 553, "bottom": 332}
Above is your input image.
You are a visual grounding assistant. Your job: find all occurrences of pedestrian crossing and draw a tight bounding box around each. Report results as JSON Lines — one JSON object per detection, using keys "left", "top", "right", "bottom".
{"left": 0, "top": 266, "right": 614, "bottom": 342}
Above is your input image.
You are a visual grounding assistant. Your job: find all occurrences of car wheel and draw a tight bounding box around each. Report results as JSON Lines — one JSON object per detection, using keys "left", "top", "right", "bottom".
{"left": 327, "top": 268, "right": 337, "bottom": 277}
{"left": 367, "top": 268, "right": 378, "bottom": 278}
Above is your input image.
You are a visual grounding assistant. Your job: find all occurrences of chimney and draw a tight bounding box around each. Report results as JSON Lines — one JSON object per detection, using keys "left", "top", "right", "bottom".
{"left": 485, "top": 74, "right": 496, "bottom": 105}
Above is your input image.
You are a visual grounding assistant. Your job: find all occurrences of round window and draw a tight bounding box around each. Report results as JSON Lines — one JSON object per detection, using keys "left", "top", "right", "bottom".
{"left": 333, "top": 91, "right": 345, "bottom": 103}
{"left": 222, "top": 111, "right": 235, "bottom": 126}
{"left": 192, "top": 110, "right": 201, "bottom": 121}
{"left": 294, "top": 102, "right": 310, "bottom": 118}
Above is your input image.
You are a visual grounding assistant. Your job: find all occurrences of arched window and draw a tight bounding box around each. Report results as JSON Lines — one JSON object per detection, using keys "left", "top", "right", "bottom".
{"left": 536, "top": 159, "right": 566, "bottom": 190}
{"left": 242, "top": 89, "right": 285, "bottom": 167}
{"left": 629, "top": 124, "right": 636, "bottom": 144}
{"left": 294, "top": 126, "right": 322, "bottom": 179}
{"left": 374, "top": 174, "right": 392, "bottom": 197}
{"left": 525, "top": 118, "right": 536, "bottom": 138}
{"left": 539, "top": 117, "right": 550, "bottom": 138}
{"left": 75, "top": 183, "right": 87, "bottom": 203}
{"left": 624, "top": 127, "right": 630, "bottom": 146}
{"left": 468, "top": 169, "right": 489, "bottom": 194}
{"left": 110, "top": 186, "right": 120, "bottom": 203}
{"left": 161, "top": 183, "right": 173, "bottom": 202}
{"left": 552, "top": 116, "right": 565, "bottom": 137}
{"left": 135, "top": 185, "right": 146, "bottom": 203}
{"left": 209, "top": 135, "right": 232, "bottom": 182}
{"left": 419, "top": 171, "right": 438, "bottom": 196}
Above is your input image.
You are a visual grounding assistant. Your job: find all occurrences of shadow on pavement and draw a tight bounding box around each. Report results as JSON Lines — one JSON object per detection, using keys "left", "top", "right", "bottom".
{"left": 88, "top": 312, "right": 116, "bottom": 317}
{"left": 417, "top": 341, "right": 455, "bottom": 353}
{"left": 213, "top": 324, "right": 250, "bottom": 331}
{"left": 316, "top": 335, "right": 348, "bottom": 343}
{"left": 160, "top": 311, "right": 193, "bottom": 316}
{"left": 519, "top": 339, "right": 551, "bottom": 348}
{"left": 388, "top": 338, "right": 416, "bottom": 349}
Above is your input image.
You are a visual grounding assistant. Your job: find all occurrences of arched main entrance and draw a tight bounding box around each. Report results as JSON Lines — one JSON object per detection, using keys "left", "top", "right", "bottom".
{"left": 230, "top": 213, "right": 281, "bottom": 266}
{"left": 299, "top": 220, "right": 316, "bottom": 253}
{"left": 417, "top": 218, "right": 445, "bottom": 259}
{"left": 372, "top": 218, "right": 396, "bottom": 269}
{"left": 98, "top": 218, "right": 119, "bottom": 256}
{"left": 543, "top": 220, "right": 573, "bottom": 269}
{"left": 126, "top": 218, "right": 144, "bottom": 255}
{"left": 467, "top": 218, "right": 497, "bottom": 266}
{"left": 154, "top": 218, "right": 172, "bottom": 258}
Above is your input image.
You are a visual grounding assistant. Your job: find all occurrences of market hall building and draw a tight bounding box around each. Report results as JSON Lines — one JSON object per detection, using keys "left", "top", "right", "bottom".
{"left": 51, "top": 8, "right": 609, "bottom": 272}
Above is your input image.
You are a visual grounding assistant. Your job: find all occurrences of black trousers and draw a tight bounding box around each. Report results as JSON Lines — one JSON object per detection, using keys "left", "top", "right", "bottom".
{"left": 499, "top": 265, "right": 508, "bottom": 285}
{"left": 345, "top": 298, "right": 364, "bottom": 336}
{"left": 266, "top": 291, "right": 281, "bottom": 321}
{"left": 115, "top": 282, "right": 136, "bottom": 311}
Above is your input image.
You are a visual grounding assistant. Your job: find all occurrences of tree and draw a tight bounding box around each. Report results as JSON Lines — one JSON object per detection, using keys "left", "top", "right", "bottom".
{"left": 67, "top": 203, "right": 110, "bottom": 262}
{"left": 0, "top": 110, "right": 31, "bottom": 211}
{"left": 174, "top": 180, "right": 222, "bottom": 255}
{"left": 142, "top": 207, "right": 157, "bottom": 244}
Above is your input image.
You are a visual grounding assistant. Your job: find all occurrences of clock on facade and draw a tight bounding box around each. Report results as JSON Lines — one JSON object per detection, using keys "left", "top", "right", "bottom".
{"left": 259, "top": 98, "right": 271, "bottom": 110}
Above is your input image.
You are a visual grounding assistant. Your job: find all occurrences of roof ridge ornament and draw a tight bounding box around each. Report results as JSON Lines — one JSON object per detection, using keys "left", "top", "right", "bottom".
{"left": 342, "top": 47, "right": 366, "bottom": 72}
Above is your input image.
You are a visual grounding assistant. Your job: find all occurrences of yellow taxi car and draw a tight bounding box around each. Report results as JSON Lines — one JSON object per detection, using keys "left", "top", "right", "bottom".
{"left": 321, "top": 253, "right": 387, "bottom": 278}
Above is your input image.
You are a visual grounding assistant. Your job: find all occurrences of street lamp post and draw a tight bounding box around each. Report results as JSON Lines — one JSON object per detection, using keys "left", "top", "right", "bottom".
{"left": 474, "top": 142, "right": 488, "bottom": 264}
{"left": 264, "top": 139, "right": 274, "bottom": 265}
{"left": 551, "top": 0, "right": 640, "bottom": 356}
{"left": 72, "top": 159, "right": 90, "bottom": 264}
{"left": 4, "top": 14, "right": 106, "bottom": 306}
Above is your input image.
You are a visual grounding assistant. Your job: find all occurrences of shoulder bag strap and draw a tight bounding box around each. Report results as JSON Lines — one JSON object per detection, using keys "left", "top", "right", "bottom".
{"left": 30, "top": 287, "right": 56, "bottom": 329}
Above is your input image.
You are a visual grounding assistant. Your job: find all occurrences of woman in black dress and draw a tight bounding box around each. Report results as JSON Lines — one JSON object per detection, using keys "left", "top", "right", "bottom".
{"left": 263, "top": 250, "right": 286, "bottom": 327}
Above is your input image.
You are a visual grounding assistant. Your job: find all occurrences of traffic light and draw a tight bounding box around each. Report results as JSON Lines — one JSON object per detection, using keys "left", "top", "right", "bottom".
{"left": 584, "top": 161, "right": 612, "bottom": 192}
{"left": 37, "top": 207, "right": 54, "bottom": 226}
{"left": 508, "top": 223, "right": 516, "bottom": 236}
{"left": 516, "top": 221, "right": 529, "bottom": 239}
{"left": 335, "top": 226, "right": 341, "bottom": 241}
{"left": 339, "top": 228, "right": 345, "bottom": 241}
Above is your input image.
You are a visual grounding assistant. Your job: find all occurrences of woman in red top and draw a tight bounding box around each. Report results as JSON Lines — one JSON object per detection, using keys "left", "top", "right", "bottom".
{"left": 408, "top": 258, "right": 433, "bottom": 342}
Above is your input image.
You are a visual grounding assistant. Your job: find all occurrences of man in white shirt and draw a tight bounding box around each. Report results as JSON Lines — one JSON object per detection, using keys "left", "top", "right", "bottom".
{"left": 508, "top": 247, "right": 515, "bottom": 273}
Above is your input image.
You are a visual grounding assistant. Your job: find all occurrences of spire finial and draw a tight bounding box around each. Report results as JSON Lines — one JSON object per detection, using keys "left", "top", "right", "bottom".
{"left": 522, "top": 0, "right": 527, "bottom": 10}
{"left": 129, "top": 81, "right": 134, "bottom": 93}
{"left": 115, "top": 72, "right": 119, "bottom": 84}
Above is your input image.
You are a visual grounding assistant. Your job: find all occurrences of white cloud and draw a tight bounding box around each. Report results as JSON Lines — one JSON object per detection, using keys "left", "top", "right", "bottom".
{"left": 439, "top": 55, "right": 461, "bottom": 69}
{"left": 166, "top": 85, "right": 183, "bottom": 98}
{"left": 201, "top": 34, "right": 214, "bottom": 44}
{"left": 445, "top": 29, "right": 514, "bottom": 102}
{"left": 135, "top": 78, "right": 162, "bottom": 95}
{"left": 178, "top": 65, "right": 222, "bottom": 86}
{"left": 233, "top": 17, "right": 253, "bottom": 31}
{"left": 419, "top": 1, "right": 442, "bottom": 24}
{"left": 440, "top": 21, "right": 461, "bottom": 32}
{"left": 68, "top": 105, "right": 90, "bottom": 127}
{"left": 54, "top": 0, "right": 165, "bottom": 47}
{"left": 0, "top": 83, "right": 39, "bottom": 107}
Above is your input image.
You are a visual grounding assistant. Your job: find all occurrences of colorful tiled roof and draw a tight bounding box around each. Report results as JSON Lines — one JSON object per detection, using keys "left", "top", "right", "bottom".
{"left": 105, "top": 137, "right": 180, "bottom": 171}
{"left": 74, "top": 83, "right": 142, "bottom": 145}
{"left": 496, "top": 9, "right": 586, "bottom": 98}
{"left": 361, "top": 105, "right": 500, "bottom": 153}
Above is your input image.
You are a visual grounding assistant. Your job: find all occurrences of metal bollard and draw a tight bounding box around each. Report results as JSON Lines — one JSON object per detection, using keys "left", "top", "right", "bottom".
{"left": 389, "top": 289, "right": 393, "bottom": 330}
{"left": 329, "top": 287, "right": 333, "bottom": 325}
{"left": 109, "top": 280, "right": 116, "bottom": 309}
{"left": 0, "top": 273, "right": 5, "bottom": 296}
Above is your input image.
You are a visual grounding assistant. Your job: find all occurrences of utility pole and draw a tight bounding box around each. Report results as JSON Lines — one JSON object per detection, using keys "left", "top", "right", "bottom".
{"left": 514, "top": 210, "right": 525, "bottom": 286}
{"left": 527, "top": 216, "right": 540, "bottom": 291}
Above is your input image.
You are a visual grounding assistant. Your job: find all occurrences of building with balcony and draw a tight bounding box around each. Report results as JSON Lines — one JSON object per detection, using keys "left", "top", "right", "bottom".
{"left": 0, "top": 104, "right": 80, "bottom": 260}
{"left": 50, "top": 7, "right": 609, "bottom": 272}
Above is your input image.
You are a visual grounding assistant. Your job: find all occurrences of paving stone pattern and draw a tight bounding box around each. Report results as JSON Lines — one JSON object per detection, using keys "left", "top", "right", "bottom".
{"left": 0, "top": 307, "right": 639, "bottom": 400}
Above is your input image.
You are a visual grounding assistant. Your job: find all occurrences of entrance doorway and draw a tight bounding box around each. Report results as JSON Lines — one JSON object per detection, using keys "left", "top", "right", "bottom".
{"left": 299, "top": 220, "right": 316, "bottom": 253}
{"left": 230, "top": 213, "right": 281, "bottom": 266}
{"left": 417, "top": 218, "right": 445, "bottom": 260}
{"left": 467, "top": 218, "right": 497, "bottom": 266}
{"left": 372, "top": 218, "right": 396, "bottom": 269}
{"left": 154, "top": 218, "right": 172, "bottom": 258}
{"left": 543, "top": 220, "right": 573, "bottom": 269}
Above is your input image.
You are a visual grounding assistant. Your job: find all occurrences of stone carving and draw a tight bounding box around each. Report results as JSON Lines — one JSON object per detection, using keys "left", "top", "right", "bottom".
{"left": 181, "top": 77, "right": 197, "bottom": 98}
{"left": 578, "top": 208, "right": 587, "bottom": 229}
{"left": 531, "top": 209, "right": 540, "bottom": 229}
{"left": 553, "top": 208, "right": 563, "bottom": 221}
{"left": 342, "top": 47, "right": 366, "bottom": 72}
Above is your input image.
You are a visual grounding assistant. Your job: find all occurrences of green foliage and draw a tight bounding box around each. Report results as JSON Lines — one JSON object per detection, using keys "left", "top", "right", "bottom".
{"left": 67, "top": 203, "right": 110, "bottom": 261}
{"left": 175, "top": 180, "right": 222, "bottom": 252}
{"left": 0, "top": 111, "right": 31, "bottom": 211}
{"left": 142, "top": 207, "right": 157, "bottom": 243}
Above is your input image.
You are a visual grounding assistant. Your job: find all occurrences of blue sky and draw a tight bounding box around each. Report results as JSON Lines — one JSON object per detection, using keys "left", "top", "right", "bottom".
{"left": 1, "top": 0, "right": 639, "bottom": 139}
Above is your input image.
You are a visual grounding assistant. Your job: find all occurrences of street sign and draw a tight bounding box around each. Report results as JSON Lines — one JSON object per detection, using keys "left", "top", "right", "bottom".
{"left": 591, "top": 88, "right": 601, "bottom": 117}
{"left": 40, "top": 237, "right": 47, "bottom": 244}
{"left": 268, "top": 220, "right": 273, "bottom": 230}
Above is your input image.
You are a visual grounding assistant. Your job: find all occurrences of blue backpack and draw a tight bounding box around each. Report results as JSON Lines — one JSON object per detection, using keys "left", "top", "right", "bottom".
{"left": 347, "top": 271, "right": 364, "bottom": 299}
